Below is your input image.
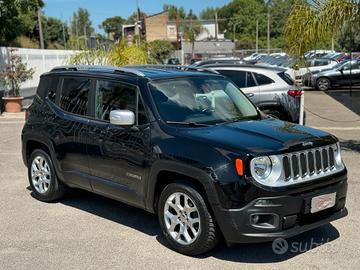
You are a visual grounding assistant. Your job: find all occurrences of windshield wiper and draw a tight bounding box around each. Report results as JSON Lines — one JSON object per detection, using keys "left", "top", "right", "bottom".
{"left": 165, "top": 121, "right": 210, "bottom": 127}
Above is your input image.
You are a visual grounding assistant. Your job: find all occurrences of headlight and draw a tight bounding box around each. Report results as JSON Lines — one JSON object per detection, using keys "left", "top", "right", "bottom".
{"left": 252, "top": 156, "right": 272, "bottom": 179}
{"left": 250, "top": 155, "right": 282, "bottom": 185}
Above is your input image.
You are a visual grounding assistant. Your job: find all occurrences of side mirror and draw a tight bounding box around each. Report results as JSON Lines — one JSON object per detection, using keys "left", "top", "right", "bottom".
{"left": 110, "top": 110, "right": 135, "bottom": 126}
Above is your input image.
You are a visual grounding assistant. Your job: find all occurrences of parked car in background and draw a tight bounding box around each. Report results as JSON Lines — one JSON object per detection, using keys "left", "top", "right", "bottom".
{"left": 167, "top": 58, "right": 180, "bottom": 65}
{"left": 201, "top": 64, "right": 303, "bottom": 123}
{"left": 295, "top": 58, "right": 338, "bottom": 79}
{"left": 189, "top": 58, "right": 243, "bottom": 67}
{"left": 311, "top": 60, "right": 360, "bottom": 90}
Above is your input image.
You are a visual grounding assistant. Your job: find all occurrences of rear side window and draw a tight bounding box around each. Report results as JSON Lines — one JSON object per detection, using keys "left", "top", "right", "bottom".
{"left": 48, "top": 77, "right": 60, "bottom": 103}
{"left": 216, "top": 70, "right": 246, "bottom": 88}
{"left": 37, "top": 76, "right": 49, "bottom": 99}
{"left": 60, "top": 77, "right": 91, "bottom": 116}
{"left": 253, "top": 72, "right": 274, "bottom": 85}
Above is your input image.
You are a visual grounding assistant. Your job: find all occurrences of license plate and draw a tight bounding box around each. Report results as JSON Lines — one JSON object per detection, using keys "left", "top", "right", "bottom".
{"left": 310, "top": 192, "right": 336, "bottom": 213}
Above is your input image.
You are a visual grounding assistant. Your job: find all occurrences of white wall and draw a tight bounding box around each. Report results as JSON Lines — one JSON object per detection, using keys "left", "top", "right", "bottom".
{"left": 0, "top": 47, "right": 77, "bottom": 90}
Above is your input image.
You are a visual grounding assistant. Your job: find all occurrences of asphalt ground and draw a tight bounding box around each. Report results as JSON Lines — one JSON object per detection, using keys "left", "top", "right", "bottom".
{"left": 0, "top": 90, "right": 359, "bottom": 270}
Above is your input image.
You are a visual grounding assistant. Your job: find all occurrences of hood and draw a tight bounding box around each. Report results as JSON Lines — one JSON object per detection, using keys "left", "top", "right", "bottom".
{"left": 177, "top": 119, "right": 336, "bottom": 154}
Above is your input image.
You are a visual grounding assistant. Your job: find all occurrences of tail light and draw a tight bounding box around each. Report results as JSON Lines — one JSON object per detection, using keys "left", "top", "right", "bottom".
{"left": 25, "top": 110, "right": 30, "bottom": 121}
{"left": 287, "top": 89, "right": 303, "bottom": 97}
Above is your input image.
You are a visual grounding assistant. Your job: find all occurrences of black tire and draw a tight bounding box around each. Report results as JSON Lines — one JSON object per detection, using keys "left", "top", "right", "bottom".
{"left": 316, "top": 77, "right": 331, "bottom": 91}
{"left": 158, "top": 183, "right": 220, "bottom": 256}
{"left": 262, "top": 108, "right": 288, "bottom": 121}
{"left": 28, "top": 149, "right": 66, "bottom": 202}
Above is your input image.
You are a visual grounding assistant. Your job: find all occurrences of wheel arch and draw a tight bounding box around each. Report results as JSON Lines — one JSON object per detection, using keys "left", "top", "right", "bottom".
{"left": 146, "top": 161, "right": 220, "bottom": 214}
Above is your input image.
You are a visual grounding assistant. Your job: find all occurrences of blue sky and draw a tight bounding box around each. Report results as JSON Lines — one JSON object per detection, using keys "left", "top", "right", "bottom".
{"left": 43, "top": 0, "right": 231, "bottom": 33}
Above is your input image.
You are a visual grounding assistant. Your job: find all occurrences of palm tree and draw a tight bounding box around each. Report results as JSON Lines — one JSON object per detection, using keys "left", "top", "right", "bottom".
{"left": 183, "top": 20, "right": 204, "bottom": 58}
{"left": 284, "top": 0, "right": 358, "bottom": 62}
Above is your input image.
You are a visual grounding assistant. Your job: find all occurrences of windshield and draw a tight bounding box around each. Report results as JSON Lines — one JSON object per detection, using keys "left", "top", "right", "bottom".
{"left": 149, "top": 77, "right": 259, "bottom": 125}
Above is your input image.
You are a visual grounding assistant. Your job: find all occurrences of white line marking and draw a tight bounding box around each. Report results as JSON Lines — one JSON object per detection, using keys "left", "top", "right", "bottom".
{"left": 0, "top": 121, "right": 24, "bottom": 124}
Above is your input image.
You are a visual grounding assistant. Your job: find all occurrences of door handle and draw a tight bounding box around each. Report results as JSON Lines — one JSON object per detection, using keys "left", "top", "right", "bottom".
{"left": 246, "top": 93, "right": 255, "bottom": 97}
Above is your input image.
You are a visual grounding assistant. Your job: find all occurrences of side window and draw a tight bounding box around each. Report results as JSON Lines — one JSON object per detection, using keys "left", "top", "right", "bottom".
{"left": 60, "top": 77, "right": 90, "bottom": 116}
{"left": 253, "top": 72, "right": 274, "bottom": 86}
{"left": 48, "top": 77, "right": 59, "bottom": 103}
{"left": 95, "top": 80, "right": 138, "bottom": 122}
{"left": 216, "top": 70, "right": 246, "bottom": 88}
{"left": 246, "top": 72, "right": 256, "bottom": 87}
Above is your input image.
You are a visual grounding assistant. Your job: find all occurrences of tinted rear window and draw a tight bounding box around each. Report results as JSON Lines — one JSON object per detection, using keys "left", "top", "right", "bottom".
{"left": 60, "top": 77, "right": 91, "bottom": 116}
{"left": 277, "top": 72, "right": 295, "bottom": 85}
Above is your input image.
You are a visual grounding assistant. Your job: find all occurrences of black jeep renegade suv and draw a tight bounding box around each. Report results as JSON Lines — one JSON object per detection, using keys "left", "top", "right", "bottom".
{"left": 22, "top": 65, "right": 348, "bottom": 255}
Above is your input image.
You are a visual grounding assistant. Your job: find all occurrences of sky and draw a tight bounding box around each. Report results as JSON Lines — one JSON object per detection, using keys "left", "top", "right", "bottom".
{"left": 43, "top": 0, "right": 231, "bottom": 33}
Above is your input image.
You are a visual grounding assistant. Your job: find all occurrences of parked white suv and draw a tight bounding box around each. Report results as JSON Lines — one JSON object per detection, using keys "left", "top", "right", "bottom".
{"left": 201, "top": 64, "right": 303, "bottom": 123}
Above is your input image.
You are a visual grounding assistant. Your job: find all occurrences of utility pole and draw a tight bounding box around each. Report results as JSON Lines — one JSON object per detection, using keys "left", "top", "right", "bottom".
{"left": 136, "top": 0, "right": 141, "bottom": 47}
{"left": 62, "top": 22, "right": 67, "bottom": 49}
{"left": 37, "top": 9, "right": 45, "bottom": 49}
{"left": 267, "top": 11, "right": 270, "bottom": 54}
{"left": 256, "top": 20, "right": 259, "bottom": 53}
{"left": 84, "top": 26, "right": 88, "bottom": 49}
{"left": 75, "top": 18, "right": 80, "bottom": 50}
{"left": 176, "top": 12, "right": 180, "bottom": 51}
{"left": 215, "top": 11, "right": 218, "bottom": 40}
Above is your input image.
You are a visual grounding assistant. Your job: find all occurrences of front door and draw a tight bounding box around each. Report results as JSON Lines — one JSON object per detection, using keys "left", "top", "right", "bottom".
{"left": 87, "top": 78, "right": 151, "bottom": 206}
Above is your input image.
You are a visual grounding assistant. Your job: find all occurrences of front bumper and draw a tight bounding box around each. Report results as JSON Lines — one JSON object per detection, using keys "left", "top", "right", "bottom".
{"left": 213, "top": 177, "right": 347, "bottom": 244}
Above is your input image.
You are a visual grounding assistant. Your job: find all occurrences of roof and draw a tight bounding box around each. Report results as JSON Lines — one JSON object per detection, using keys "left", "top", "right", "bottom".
{"left": 48, "top": 65, "right": 222, "bottom": 80}
{"left": 200, "top": 63, "right": 287, "bottom": 72}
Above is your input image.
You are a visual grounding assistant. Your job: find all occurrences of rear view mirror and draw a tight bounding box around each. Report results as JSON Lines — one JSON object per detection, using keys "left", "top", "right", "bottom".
{"left": 110, "top": 110, "right": 135, "bottom": 126}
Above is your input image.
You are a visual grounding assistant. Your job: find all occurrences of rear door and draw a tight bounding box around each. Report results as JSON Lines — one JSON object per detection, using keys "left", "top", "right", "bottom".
{"left": 215, "top": 69, "right": 259, "bottom": 104}
{"left": 52, "top": 76, "right": 93, "bottom": 189}
{"left": 252, "top": 71, "right": 278, "bottom": 107}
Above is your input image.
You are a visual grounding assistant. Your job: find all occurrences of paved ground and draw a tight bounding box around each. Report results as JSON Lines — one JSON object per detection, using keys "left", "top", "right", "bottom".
{"left": 0, "top": 90, "right": 359, "bottom": 270}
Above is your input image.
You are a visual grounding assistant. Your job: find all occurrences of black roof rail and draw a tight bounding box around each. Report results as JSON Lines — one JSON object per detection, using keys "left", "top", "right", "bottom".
{"left": 125, "top": 64, "right": 219, "bottom": 75}
{"left": 50, "top": 65, "right": 145, "bottom": 77}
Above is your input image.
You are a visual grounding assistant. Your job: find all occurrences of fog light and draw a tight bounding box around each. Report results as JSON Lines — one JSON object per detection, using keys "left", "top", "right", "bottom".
{"left": 249, "top": 213, "right": 279, "bottom": 229}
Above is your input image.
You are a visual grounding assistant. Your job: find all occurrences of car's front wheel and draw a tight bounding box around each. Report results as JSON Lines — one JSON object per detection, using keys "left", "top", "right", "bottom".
{"left": 316, "top": 77, "right": 331, "bottom": 91}
{"left": 158, "top": 183, "right": 220, "bottom": 255}
{"left": 28, "top": 149, "right": 66, "bottom": 202}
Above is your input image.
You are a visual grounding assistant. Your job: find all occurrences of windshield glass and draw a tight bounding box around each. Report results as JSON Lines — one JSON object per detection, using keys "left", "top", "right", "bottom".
{"left": 149, "top": 77, "right": 259, "bottom": 125}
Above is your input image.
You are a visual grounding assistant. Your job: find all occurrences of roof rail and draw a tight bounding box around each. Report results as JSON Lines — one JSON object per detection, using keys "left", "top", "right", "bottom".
{"left": 125, "top": 64, "right": 219, "bottom": 75}
{"left": 50, "top": 65, "right": 145, "bottom": 77}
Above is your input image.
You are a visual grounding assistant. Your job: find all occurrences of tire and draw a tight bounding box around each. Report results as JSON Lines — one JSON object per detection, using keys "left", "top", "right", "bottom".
{"left": 262, "top": 108, "right": 288, "bottom": 121}
{"left": 158, "top": 183, "right": 220, "bottom": 256}
{"left": 316, "top": 77, "right": 331, "bottom": 91}
{"left": 28, "top": 149, "right": 66, "bottom": 202}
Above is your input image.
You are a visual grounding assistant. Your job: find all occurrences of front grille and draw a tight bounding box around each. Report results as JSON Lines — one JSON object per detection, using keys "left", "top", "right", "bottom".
{"left": 282, "top": 144, "right": 339, "bottom": 183}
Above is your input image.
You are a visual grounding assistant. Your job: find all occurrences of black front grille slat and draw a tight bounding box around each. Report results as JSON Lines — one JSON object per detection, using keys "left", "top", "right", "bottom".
{"left": 292, "top": 155, "right": 299, "bottom": 178}
{"left": 283, "top": 156, "right": 291, "bottom": 180}
{"left": 329, "top": 147, "right": 335, "bottom": 167}
{"left": 300, "top": 153, "right": 307, "bottom": 177}
{"left": 315, "top": 150, "right": 322, "bottom": 172}
{"left": 308, "top": 152, "right": 315, "bottom": 175}
{"left": 322, "top": 148, "right": 329, "bottom": 170}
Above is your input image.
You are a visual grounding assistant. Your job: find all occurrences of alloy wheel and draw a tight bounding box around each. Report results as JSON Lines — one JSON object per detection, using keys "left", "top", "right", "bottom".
{"left": 163, "top": 192, "right": 201, "bottom": 245}
{"left": 31, "top": 156, "right": 51, "bottom": 194}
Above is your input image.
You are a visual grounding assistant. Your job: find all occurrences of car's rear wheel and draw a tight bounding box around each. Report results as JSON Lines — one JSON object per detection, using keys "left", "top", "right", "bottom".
{"left": 28, "top": 149, "right": 66, "bottom": 202}
{"left": 158, "top": 183, "right": 220, "bottom": 256}
{"left": 316, "top": 77, "right": 331, "bottom": 91}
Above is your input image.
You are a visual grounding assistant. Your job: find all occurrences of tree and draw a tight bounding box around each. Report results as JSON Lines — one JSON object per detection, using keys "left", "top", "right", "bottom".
{"left": 186, "top": 9, "right": 198, "bottom": 20}
{"left": 0, "top": 48, "right": 34, "bottom": 97}
{"left": 199, "top": 7, "right": 218, "bottom": 20}
{"left": 183, "top": 21, "right": 204, "bottom": 57}
{"left": 100, "top": 16, "right": 125, "bottom": 40}
{"left": 71, "top": 8, "right": 94, "bottom": 48}
{"left": 43, "top": 17, "right": 69, "bottom": 48}
{"left": 218, "top": 0, "right": 266, "bottom": 45}
{"left": 163, "top": 4, "right": 186, "bottom": 20}
{"left": 0, "top": 0, "right": 44, "bottom": 45}
{"left": 148, "top": 40, "right": 175, "bottom": 63}
{"left": 284, "top": 0, "right": 356, "bottom": 61}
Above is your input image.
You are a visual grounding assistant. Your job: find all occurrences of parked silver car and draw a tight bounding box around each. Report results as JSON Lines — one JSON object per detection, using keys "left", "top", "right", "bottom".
{"left": 201, "top": 64, "right": 303, "bottom": 123}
